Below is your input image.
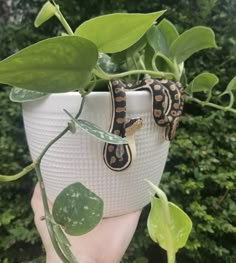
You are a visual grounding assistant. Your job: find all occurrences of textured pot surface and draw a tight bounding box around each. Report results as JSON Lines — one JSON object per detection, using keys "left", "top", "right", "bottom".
{"left": 22, "top": 91, "right": 170, "bottom": 217}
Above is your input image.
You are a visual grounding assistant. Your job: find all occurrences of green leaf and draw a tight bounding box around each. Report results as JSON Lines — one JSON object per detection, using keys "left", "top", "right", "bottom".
{"left": 75, "top": 11, "right": 166, "bottom": 53}
{"left": 147, "top": 19, "right": 179, "bottom": 57}
{"left": 34, "top": 1, "right": 57, "bottom": 27}
{"left": 169, "top": 26, "right": 217, "bottom": 64}
{"left": 157, "top": 19, "right": 179, "bottom": 50}
{"left": 9, "top": 87, "right": 49, "bottom": 102}
{"left": 225, "top": 76, "right": 236, "bottom": 92}
{"left": 189, "top": 72, "right": 219, "bottom": 93}
{"left": 0, "top": 36, "right": 98, "bottom": 93}
{"left": 147, "top": 196, "right": 192, "bottom": 253}
{"left": 65, "top": 110, "right": 127, "bottom": 144}
{"left": 147, "top": 25, "right": 168, "bottom": 56}
{"left": 52, "top": 182, "right": 104, "bottom": 236}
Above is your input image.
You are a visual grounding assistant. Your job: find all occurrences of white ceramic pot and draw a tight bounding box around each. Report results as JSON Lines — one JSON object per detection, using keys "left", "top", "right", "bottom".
{"left": 22, "top": 91, "right": 170, "bottom": 217}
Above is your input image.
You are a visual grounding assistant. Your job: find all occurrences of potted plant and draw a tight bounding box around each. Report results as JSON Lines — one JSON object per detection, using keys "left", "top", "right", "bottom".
{"left": 0, "top": 1, "right": 235, "bottom": 262}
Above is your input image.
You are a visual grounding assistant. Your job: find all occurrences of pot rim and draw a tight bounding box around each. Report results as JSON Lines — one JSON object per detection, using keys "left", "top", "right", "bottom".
{"left": 22, "top": 90, "right": 153, "bottom": 113}
{"left": 44, "top": 89, "right": 150, "bottom": 96}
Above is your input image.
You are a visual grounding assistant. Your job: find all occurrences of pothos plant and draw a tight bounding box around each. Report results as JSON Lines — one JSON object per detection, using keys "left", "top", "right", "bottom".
{"left": 0, "top": 1, "right": 236, "bottom": 263}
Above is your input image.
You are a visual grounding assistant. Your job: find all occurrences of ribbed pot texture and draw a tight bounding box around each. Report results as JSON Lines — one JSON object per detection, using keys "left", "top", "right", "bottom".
{"left": 22, "top": 90, "right": 169, "bottom": 217}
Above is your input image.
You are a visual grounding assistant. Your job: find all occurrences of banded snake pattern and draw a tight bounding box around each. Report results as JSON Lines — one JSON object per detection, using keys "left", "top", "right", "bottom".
{"left": 103, "top": 78, "right": 184, "bottom": 172}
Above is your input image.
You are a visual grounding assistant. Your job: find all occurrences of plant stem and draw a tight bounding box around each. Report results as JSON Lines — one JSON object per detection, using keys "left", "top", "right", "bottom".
{"left": 93, "top": 65, "right": 176, "bottom": 81}
{"left": 107, "top": 69, "right": 175, "bottom": 80}
{"left": 36, "top": 126, "right": 69, "bottom": 164}
{"left": 36, "top": 95, "right": 86, "bottom": 164}
{"left": 185, "top": 95, "right": 236, "bottom": 114}
{"left": 33, "top": 95, "right": 86, "bottom": 262}
{"left": 0, "top": 163, "right": 35, "bottom": 182}
{"left": 167, "top": 250, "right": 176, "bottom": 263}
{"left": 35, "top": 165, "right": 71, "bottom": 263}
{"left": 53, "top": 1, "right": 74, "bottom": 35}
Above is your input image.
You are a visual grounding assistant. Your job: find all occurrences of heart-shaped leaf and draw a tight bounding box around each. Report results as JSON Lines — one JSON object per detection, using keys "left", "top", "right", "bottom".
{"left": 0, "top": 36, "right": 98, "bottom": 93}
{"left": 52, "top": 182, "right": 104, "bottom": 236}
{"left": 9, "top": 87, "right": 49, "bottom": 102}
{"left": 75, "top": 11, "right": 166, "bottom": 53}
{"left": 146, "top": 180, "right": 192, "bottom": 254}
{"left": 147, "top": 196, "right": 192, "bottom": 253}
{"left": 65, "top": 110, "right": 127, "bottom": 144}
{"left": 169, "top": 26, "right": 217, "bottom": 64}
{"left": 34, "top": 1, "right": 57, "bottom": 27}
{"left": 189, "top": 72, "right": 219, "bottom": 93}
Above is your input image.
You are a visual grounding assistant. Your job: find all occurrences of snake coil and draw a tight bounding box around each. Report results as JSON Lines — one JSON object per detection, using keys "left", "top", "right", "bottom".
{"left": 103, "top": 78, "right": 184, "bottom": 171}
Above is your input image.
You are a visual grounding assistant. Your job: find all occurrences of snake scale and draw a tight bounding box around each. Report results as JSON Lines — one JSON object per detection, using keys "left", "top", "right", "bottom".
{"left": 103, "top": 78, "right": 184, "bottom": 171}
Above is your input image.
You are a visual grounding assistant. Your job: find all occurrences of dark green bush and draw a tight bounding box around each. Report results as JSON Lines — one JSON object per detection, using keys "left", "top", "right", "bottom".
{"left": 0, "top": 0, "right": 235, "bottom": 262}
{"left": 0, "top": 89, "right": 44, "bottom": 263}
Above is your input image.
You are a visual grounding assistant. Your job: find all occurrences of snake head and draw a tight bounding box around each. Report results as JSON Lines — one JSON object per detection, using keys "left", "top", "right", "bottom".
{"left": 124, "top": 117, "right": 143, "bottom": 137}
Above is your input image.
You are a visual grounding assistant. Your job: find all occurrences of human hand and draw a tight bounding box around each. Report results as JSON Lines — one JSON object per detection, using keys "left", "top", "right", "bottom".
{"left": 31, "top": 183, "right": 142, "bottom": 263}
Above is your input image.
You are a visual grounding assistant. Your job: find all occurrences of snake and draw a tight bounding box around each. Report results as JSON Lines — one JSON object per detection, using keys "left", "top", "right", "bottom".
{"left": 103, "top": 80, "right": 143, "bottom": 171}
{"left": 103, "top": 78, "right": 184, "bottom": 172}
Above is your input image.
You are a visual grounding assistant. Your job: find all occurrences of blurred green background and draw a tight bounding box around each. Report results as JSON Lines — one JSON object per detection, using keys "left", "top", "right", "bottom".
{"left": 0, "top": 0, "right": 235, "bottom": 262}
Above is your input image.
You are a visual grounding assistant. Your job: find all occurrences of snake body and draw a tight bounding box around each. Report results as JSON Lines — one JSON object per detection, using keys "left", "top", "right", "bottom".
{"left": 103, "top": 78, "right": 184, "bottom": 171}
{"left": 127, "top": 78, "right": 184, "bottom": 140}
{"left": 103, "top": 80, "right": 143, "bottom": 171}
